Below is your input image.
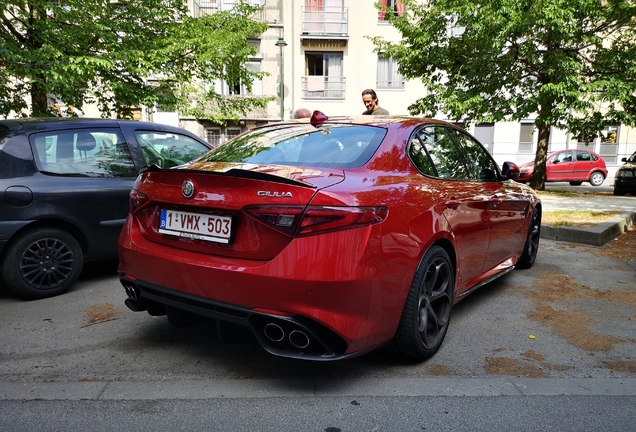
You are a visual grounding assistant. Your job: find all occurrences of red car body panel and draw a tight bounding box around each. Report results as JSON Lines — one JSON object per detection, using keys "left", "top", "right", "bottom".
{"left": 118, "top": 116, "right": 540, "bottom": 360}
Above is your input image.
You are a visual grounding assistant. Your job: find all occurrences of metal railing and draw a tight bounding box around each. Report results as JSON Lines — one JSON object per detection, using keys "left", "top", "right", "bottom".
{"left": 191, "top": 0, "right": 265, "bottom": 20}
{"left": 301, "top": 76, "right": 346, "bottom": 100}
{"left": 376, "top": 80, "right": 405, "bottom": 89}
{"left": 301, "top": 6, "right": 348, "bottom": 37}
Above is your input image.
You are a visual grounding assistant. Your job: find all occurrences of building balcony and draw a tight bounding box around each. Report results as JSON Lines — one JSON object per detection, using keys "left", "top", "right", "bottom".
{"left": 301, "top": 76, "right": 346, "bottom": 100}
{"left": 191, "top": 0, "right": 266, "bottom": 21}
{"left": 301, "top": 6, "right": 349, "bottom": 41}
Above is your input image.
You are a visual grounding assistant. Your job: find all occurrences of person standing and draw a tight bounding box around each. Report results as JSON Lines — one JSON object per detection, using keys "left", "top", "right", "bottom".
{"left": 361, "top": 89, "right": 389, "bottom": 115}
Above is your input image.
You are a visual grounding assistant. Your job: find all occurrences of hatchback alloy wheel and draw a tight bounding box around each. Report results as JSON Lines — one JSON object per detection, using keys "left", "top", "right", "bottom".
{"left": 589, "top": 171, "right": 605, "bottom": 186}
{"left": 1, "top": 228, "right": 83, "bottom": 299}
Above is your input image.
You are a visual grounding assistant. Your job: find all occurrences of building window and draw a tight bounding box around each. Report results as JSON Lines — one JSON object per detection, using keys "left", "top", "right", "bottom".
{"left": 303, "top": 0, "right": 347, "bottom": 35}
{"left": 519, "top": 123, "right": 533, "bottom": 153}
{"left": 207, "top": 127, "right": 243, "bottom": 146}
{"left": 303, "top": 52, "right": 345, "bottom": 99}
{"left": 474, "top": 123, "right": 494, "bottom": 154}
{"left": 599, "top": 125, "right": 619, "bottom": 164}
{"left": 222, "top": 60, "right": 262, "bottom": 97}
{"left": 377, "top": 56, "right": 404, "bottom": 89}
{"left": 210, "top": 41, "right": 262, "bottom": 97}
{"left": 206, "top": 129, "right": 221, "bottom": 147}
{"left": 226, "top": 128, "right": 241, "bottom": 142}
{"left": 378, "top": 0, "right": 405, "bottom": 22}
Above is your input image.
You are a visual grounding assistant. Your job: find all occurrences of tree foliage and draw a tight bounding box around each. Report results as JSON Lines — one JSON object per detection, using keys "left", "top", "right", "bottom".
{"left": 0, "top": 0, "right": 271, "bottom": 123}
{"left": 371, "top": 0, "right": 636, "bottom": 189}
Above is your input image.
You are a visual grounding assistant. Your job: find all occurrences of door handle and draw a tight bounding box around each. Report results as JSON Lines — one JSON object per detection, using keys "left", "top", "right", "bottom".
{"left": 489, "top": 193, "right": 506, "bottom": 203}
{"left": 445, "top": 199, "right": 460, "bottom": 210}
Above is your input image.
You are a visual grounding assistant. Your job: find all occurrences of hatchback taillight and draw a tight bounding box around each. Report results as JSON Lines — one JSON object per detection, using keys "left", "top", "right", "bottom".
{"left": 243, "top": 205, "right": 388, "bottom": 237}
{"left": 129, "top": 188, "right": 149, "bottom": 214}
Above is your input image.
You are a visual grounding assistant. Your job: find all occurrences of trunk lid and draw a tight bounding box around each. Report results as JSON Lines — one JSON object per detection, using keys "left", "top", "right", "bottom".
{"left": 131, "top": 163, "right": 346, "bottom": 260}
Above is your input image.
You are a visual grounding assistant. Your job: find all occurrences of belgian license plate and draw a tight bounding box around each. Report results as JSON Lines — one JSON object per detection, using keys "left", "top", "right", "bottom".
{"left": 159, "top": 209, "right": 232, "bottom": 244}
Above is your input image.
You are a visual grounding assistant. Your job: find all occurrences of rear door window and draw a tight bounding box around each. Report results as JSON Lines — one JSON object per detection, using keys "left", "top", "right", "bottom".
{"left": 446, "top": 128, "right": 500, "bottom": 180}
{"left": 410, "top": 126, "right": 471, "bottom": 179}
{"left": 30, "top": 128, "right": 137, "bottom": 177}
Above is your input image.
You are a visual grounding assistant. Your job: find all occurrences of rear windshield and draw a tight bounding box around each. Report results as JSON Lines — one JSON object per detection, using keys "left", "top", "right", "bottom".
{"left": 198, "top": 123, "right": 387, "bottom": 168}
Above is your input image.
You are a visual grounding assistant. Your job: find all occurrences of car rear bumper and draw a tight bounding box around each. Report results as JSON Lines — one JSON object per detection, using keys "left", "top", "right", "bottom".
{"left": 117, "top": 221, "right": 415, "bottom": 360}
{"left": 120, "top": 276, "right": 381, "bottom": 361}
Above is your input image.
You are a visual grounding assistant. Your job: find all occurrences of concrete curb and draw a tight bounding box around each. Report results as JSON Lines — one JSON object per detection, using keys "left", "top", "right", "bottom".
{"left": 541, "top": 212, "right": 636, "bottom": 246}
{"left": 2, "top": 378, "right": 636, "bottom": 400}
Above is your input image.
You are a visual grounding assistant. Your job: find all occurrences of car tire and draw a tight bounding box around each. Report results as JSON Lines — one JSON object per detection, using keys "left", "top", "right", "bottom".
{"left": 568, "top": 182, "right": 582, "bottom": 186}
{"left": 589, "top": 172, "right": 605, "bottom": 186}
{"left": 1, "top": 227, "right": 84, "bottom": 299}
{"left": 389, "top": 245, "right": 453, "bottom": 361}
{"left": 613, "top": 188, "right": 626, "bottom": 196}
{"left": 516, "top": 207, "right": 541, "bottom": 270}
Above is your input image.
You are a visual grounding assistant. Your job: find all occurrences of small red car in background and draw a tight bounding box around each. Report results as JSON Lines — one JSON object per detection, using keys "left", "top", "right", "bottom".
{"left": 516, "top": 149, "right": 608, "bottom": 186}
{"left": 117, "top": 111, "right": 541, "bottom": 362}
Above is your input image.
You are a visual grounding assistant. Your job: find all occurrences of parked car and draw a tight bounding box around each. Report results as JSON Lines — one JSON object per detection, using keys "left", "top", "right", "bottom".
{"left": 0, "top": 118, "right": 212, "bottom": 299}
{"left": 516, "top": 149, "right": 608, "bottom": 186}
{"left": 117, "top": 111, "right": 542, "bottom": 362}
{"left": 613, "top": 151, "right": 636, "bottom": 196}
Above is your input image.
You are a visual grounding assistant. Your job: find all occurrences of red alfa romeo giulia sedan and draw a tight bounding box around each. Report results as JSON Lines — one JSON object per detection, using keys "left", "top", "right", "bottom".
{"left": 117, "top": 112, "right": 541, "bottom": 362}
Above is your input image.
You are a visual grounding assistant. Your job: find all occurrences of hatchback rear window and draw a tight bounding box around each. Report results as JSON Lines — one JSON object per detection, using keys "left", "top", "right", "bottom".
{"left": 30, "top": 128, "right": 137, "bottom": 177}
{"left": 199, "top": 123, "right": 387, "bottom": 168}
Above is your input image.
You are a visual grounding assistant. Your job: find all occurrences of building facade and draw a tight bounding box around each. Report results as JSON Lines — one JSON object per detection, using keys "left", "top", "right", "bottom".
{"left": 59, "top": 1, "right": 636, "bottom": 178}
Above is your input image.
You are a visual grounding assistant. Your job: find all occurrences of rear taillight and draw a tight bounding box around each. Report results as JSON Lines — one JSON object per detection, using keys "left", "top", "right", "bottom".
{"left": 129, "top": 188, "right": 149, "bottom": 214}
{"left": 243, "top": 205, "right": 388, "bottom": 237}
{"left": 243, "top": 205, "right": 305, "bottom": 236}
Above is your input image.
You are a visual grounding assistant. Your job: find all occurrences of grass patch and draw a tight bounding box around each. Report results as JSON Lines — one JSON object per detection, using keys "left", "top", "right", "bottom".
{"left": 542, "top": 210, "right": 622, "bottom": 227}
{"left": 537, "top": 189, "right": 576, "bottom": 197}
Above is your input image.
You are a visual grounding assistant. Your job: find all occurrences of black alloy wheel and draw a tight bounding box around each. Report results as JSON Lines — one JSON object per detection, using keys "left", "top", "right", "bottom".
{"left": 389, "top": 245, "right": 453, "bottom": 361}
{"left": 1, "top": 227, "right": 84, "bottom": 299}
{"left": 516, "top": 207, "right": 541, "bottom": 269}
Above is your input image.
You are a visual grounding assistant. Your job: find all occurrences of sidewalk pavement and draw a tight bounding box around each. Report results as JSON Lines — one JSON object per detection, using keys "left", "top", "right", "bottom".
{"left": 538, "top": 191, "right": 636, "bottom": 246}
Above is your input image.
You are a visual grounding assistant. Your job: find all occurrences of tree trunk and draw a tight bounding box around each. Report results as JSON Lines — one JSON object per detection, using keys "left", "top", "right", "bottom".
{"left": 530, "top": 124, "right": 550, "bottom": 191}
{"left": 30, "top": 79, "right": 51, "bottom": 117}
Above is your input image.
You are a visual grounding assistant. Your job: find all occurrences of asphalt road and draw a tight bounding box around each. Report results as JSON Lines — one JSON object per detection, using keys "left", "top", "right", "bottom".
{"left": 1, "top": 185, "right": 635, "bottom": 431}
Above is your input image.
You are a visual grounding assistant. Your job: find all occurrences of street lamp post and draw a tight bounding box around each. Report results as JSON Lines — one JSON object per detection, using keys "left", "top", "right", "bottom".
{"left": 275, "top": 37, "right": 287, "bottom": 121}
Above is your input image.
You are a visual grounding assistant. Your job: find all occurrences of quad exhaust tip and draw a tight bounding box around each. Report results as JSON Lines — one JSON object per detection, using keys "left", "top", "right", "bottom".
{"left": 264, "top": 323, "right": 285, "bottom": 342}
{"left": 123, "top": 282, "right": 140, "bottom": 303}
{"left": 289, "top": 330, "right": 310, "bottom": 349}
{"left": 263, "top": 322, "right": 311, "bottom": 349}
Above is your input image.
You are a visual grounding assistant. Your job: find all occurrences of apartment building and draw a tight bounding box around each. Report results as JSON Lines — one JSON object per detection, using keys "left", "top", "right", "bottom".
{"left": 148, "top": 0, "right": 636, "bottom": 177}
{"left": 163, "top": 0, "right": 427, "bottom": 145}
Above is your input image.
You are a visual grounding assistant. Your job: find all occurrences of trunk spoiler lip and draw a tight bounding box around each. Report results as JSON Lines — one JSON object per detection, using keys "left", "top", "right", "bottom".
{"left": 140, "top": 164, "right": 347, "bottom": 189}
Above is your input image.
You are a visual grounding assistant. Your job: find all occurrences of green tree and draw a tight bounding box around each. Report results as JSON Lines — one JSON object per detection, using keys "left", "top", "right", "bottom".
{"left": 0, "top": 0, "right": 271, "bottom": 123}
{"left": 371, "top": 0, "right": 636, "bottom": 190}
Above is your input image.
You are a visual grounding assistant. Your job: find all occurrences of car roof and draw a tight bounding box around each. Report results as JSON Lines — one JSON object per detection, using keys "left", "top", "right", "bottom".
{"left": 285, "top": 113, "right": 467, "bottom": 131}
{"left": 0, "top": 117, "right": 186, "bottom": 133}
{"left": 0, "top": 118, "right": 211, "bottom": 145}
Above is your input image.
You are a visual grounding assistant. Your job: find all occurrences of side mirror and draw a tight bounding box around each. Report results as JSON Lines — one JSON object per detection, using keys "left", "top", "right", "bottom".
{"left": 501, "top": 161, "right": 520, "bottom": 180}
